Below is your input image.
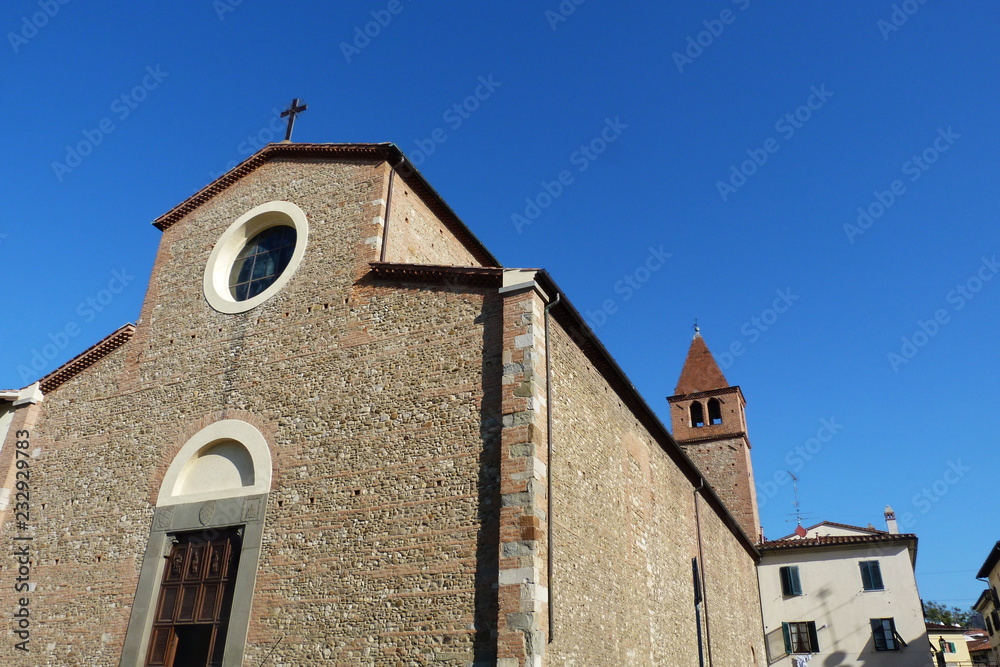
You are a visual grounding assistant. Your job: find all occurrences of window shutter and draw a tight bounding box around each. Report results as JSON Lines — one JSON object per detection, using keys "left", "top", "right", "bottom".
{"left": 992, "top": 587, "right": 1000, "bottom": 608}
{"left": 860, "top": 561, "right": 883, "bottom": 590}
{"left": 782, "top": 622, "right": 792, "bottom": 654}
{"left": 870, "top": 562, "right": 884, "bottom": 589}
{"left": 780, "top": 566, "right": 803, "bottom": 596}
{"left": 807, "top": 621, "right": 820, "bottom": 653}
{"left": 788, "top": 567, "right": 801, "bottom": 595}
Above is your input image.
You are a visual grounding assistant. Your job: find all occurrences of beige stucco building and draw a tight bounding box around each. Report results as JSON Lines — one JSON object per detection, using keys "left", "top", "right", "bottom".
{"left": 758, "top": 513, "right": 932, "bottom": 666}
{"left": 974, "top": 542, "right": 1000, "bottom": 666}
{"left": 0, "top": 142, "right": 766, "bottom": 666}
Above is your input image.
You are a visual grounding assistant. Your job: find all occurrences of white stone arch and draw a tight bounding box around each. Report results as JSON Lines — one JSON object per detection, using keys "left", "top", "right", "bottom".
{"left": 157, "top": 419, "right": 272, "bottom": 506}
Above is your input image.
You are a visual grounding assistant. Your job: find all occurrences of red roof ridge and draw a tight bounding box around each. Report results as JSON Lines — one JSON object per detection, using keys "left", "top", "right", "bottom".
{"left": 37, "top": 323, "right": 135, "bottom": 394}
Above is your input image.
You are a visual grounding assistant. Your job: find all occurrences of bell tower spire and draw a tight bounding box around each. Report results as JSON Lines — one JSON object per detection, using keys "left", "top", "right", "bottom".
{"left": 668, "top": 330, "right": 760, "bottom": 542}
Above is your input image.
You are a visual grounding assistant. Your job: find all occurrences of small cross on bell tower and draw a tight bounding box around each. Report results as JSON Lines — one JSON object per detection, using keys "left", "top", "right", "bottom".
{"left": 280, "top": 98, "right": 308, "bottom": 142}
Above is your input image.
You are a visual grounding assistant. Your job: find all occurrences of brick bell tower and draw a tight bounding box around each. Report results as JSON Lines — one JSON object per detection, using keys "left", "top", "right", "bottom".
{"left": 668, "top": 327, "right": 761, "bottom": 542}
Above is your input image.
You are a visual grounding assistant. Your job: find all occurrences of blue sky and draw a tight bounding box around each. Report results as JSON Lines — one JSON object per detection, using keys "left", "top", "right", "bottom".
{"left": 2, "top": 2, "right": 997, "bottom": 612}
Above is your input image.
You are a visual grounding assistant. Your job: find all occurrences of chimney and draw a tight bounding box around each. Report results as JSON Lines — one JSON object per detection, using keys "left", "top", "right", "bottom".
{"left": 885, "top": 505, "right": 899, "bottom": 534}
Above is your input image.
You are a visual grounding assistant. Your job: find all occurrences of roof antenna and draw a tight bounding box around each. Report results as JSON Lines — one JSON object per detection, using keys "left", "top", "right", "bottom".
{"left": 789, "top": 472, "right": 808, "bottom": 537}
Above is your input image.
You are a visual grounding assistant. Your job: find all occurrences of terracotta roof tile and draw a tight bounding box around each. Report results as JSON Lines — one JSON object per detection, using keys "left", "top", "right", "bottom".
{"left": 968, "top": 639, "right": 993, "bottom": 652}
{"left": 674, "top": 334, "right": 729, "bottom": 395}
{"left": 37, "top": 324, "right": 135, "bottom": 394}
{"left": 759, "top": 532, "right": 917, "bottom": 551}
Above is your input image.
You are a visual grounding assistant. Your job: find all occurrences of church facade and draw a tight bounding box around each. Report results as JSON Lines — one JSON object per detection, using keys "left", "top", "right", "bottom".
{"left": 0, "top": 143, "right": 764, "bottom": 666}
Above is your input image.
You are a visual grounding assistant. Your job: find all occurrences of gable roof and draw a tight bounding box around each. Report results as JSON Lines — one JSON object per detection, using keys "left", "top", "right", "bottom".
{"left": 673, "top": 333, "right": 730, "bottom": 395}
{"left": 774, "top": 520, "right": 887, "bottom": 541}
{"left": 153, "top": 142, "right": 500, "bottom": 268}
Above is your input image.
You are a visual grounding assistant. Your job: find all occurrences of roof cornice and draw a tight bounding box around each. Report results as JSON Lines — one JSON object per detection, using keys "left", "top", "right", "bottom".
{"left": 977, "top": 540, "right": 1000, "bottom": 579}
{"left": 37, "top": 323, "right": 135, "bottom": 395}
{"left": 368, "top": 263, "right": 505, "bottom": 289}
{"left": 759, "top": 532, "right": 917, "bottom": 552}
{"left": 667, "top": 385, "right": 746, "bottom": 403}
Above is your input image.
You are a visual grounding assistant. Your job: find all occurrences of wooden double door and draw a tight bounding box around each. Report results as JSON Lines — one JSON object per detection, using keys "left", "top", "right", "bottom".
{"left": 145, "top": 528, "right": 241, "bottom": 667}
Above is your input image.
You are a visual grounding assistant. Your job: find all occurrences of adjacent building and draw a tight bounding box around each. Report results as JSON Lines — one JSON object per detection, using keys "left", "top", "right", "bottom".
{"left": 758, "top": 512, "right": 931, "bottom": 666}
{"left": 974, "top": 542, "right": 1000, "bottom": 666}
{"left": 925, "top": 622, "right": 976, "bottom": 665}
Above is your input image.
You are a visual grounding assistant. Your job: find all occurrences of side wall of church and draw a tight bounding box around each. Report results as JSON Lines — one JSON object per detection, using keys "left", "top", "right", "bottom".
{"left": 698, "top": 493, "right": 767, "bottom": 666}
{"left": 0, "top": 159, "right": 504, "bottom": 665}
{"left": 545, "top": 320, "right": 764, "bottom": 667}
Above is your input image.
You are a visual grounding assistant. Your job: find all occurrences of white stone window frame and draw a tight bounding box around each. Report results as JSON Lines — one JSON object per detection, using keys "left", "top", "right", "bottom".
{"left": 203, "top": 200, "right": 309, "bottom": 314}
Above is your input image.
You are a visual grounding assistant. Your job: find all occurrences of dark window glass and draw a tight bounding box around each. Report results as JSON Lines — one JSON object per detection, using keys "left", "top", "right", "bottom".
{"left": 860, "top": 560, "right": 884, "bottom": 591}
{"left": 229, "top": 226, "right": 296, "bottom": 301}
{"left": 780, "top": 566, "right": 803, "bottom": 596}
{"left": 871, "top": 618, "right": 907, "bottom": 651}
{"left": 782, "top": 621, "right": 819, "bottom": 653}
{"left": 707, "top": 398, "right": 722, "bottom": 425}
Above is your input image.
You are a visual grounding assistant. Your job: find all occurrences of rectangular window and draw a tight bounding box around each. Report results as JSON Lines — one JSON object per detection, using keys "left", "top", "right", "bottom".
{"left": 860, "top": 560, "right": 884, "bottom": 591}
{"left": 946, "top": 642, "right": 956, "bottom": 653}
{"left": 780, "top": 566, "right": 802, "bottom": 596}
{"left": 782, "top": 621, "right": 819, "bottom": 654}
{"left": 871, "top": 618, "right": 906, "bottom": 651}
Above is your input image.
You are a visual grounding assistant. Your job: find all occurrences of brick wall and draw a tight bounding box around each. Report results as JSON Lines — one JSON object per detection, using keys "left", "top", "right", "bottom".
{"left": 681, "top": 437, "right": 760, "bottom": 543}
{"left": 382, "top": 166, "right": 485, "bottom": 267}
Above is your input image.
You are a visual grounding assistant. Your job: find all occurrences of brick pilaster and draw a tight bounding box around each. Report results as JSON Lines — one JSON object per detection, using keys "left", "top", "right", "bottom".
{"left": 496, "top": 286, "right": 549, "bottom": 667}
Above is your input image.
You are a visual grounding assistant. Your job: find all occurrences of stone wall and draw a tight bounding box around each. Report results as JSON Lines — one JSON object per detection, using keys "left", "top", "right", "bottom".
{"left": 544, "top": 318, "right": 765, "bottom": 666}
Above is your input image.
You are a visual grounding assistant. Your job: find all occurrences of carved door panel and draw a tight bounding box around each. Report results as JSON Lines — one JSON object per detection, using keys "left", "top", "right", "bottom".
{"left": 146, "top": 528, "right": 241, "bottom": 667}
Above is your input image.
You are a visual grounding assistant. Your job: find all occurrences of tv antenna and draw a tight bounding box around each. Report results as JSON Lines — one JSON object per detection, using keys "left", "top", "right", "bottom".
{"left": 787, "top": 472, "right": 815, "bottom": 537}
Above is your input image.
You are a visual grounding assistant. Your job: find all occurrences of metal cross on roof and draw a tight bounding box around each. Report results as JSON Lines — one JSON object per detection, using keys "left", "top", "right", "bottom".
{"left": 281, "top": 98, "right": 308, "bottom": 142}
